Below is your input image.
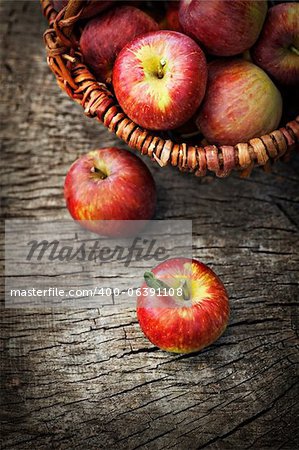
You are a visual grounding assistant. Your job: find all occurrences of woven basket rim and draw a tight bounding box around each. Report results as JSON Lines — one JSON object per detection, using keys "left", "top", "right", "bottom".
{"left": 41, "top": 0, "right": 299, "bottom": 178}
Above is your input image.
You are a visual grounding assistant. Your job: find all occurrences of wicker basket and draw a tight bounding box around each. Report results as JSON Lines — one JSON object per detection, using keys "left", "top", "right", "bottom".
{"left": 41, "top": 0, "right": 299, "bottom": 177}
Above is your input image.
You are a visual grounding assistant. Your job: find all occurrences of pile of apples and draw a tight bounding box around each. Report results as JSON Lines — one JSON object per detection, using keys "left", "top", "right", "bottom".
{"left": 54, "top": 0, "right": 299, "bottom": 146}
{"left": 56, "top": 1, "right": 298, "bottom": 353}
{"left": 53, "top": 0, "right": 299, "bottom": 239}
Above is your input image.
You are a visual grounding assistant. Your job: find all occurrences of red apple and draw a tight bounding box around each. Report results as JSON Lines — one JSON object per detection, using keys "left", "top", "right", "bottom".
{"left": 252, "top": 3, "right": 299, "bottom": 85}
{"left": 196, "top": 60, "right": 283, "bottom": 146}
{"left": 52, "top": 0, "right": 114, "bottom": 19}
{"left": 164, "top": 1, "right": 183, "bottom": 32}
{"left": 137, "top": 258, "right": 229, "bottom": 354}
{"left": 80, "top": 6, "right": 159, "bottom": 83}
{"left": 112, "top": 30, "right": 207, "bottom": 130}
{"left": 64, "top": 148, "right": 156, "bottom": 237}
{"left": 179, "top": 0, "right": 267, "bottom": 56}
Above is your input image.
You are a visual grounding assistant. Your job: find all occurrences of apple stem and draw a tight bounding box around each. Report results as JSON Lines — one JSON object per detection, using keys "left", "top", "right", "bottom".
{"left": 91, "top": 166, "right": 107, "bottom": 180}
{"left": 289, "top": 45, "right": 299, "bottom": 56}
{"left": 157, "top": 58, "right": 166, "bottom": 79}
{"left": 180, "top": 280, "right": 190, "bottom": 301}
{"left": 144, "top": 271, "right": 190, "bottom": 301}
{"left": 144, "top": 272, "right": 171, "bottom": 291}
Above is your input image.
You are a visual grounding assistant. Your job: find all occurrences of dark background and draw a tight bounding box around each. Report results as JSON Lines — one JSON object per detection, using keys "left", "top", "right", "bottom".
{"left": 1, "top": 1, "right": 299, "bottom": 449}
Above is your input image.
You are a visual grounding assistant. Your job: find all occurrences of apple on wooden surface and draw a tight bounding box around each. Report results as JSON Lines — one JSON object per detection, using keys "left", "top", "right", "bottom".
{"left": 252, "top": 3, "right": 299, "bottom": 85}
{"left": 179, "top": 0, "right": 267, "bottom": 56}
{"left": 64, "top": 148, "right": 156, "bottom": 237}
{"left": 137, "top": 258, "right": 230, "bottom": 354}
{"left": 196, "top": 60, "right": 283, "bottom": 146}
{"left": 80, "top": 6, "right": 158, "bottom": 83}
{"left": 113, "top": 30, "right": 207, "bottom": 130}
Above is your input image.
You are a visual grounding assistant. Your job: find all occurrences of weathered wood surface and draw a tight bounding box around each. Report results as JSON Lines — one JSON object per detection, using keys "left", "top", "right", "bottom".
{"left": 1, "top": 2, "right": 299, "bottom": 449}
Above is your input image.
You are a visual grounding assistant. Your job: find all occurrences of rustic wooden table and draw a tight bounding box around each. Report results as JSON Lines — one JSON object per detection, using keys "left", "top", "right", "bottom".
{"left": 1, "top": 2, "right": 299, "bottom": 449}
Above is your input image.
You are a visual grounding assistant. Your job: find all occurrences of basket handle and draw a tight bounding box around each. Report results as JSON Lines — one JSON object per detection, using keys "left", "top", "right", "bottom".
{"left": 43, "top": 0, "right": 86, "bottom": 90}
{"left": 63, "top": 0, "right": 85, "bottom": 37}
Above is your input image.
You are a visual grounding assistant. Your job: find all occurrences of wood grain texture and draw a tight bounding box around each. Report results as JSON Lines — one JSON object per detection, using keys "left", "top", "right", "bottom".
{"left": 1, "top": 2, "right": 299, "bottom": 449}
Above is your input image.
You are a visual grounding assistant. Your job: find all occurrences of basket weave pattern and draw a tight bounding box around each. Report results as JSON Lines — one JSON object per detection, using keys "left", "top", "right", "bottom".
{"left": 42, "top": 0, "right": 299, "bottom": 177}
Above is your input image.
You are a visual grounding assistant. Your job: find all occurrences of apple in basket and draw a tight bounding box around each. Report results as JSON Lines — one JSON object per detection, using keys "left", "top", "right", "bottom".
{"left": 80, "top": 5, "right": 159, "bottom": 83}
{"left": 64, "top": 148, "right": 156, "bottom": 237}
{"left": 113, "top": 30, "right": 207, "bottom": 130}
{"left": 52, "top": 0, "right": 114, "bottom": 19}
{"left": 252, "top": 2, "right": 299, "bottom": 86}
{"left": 164, "top": 1, "right": 183, "bottom": 32}
{"left": 196, "top": 60, "right": 283, "bottom": 146}
{"left": 179, "top": 0, "right": 268, "bottom": 56}
{"left": 137, "top": 258, "right": 230, "bottom": 354}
